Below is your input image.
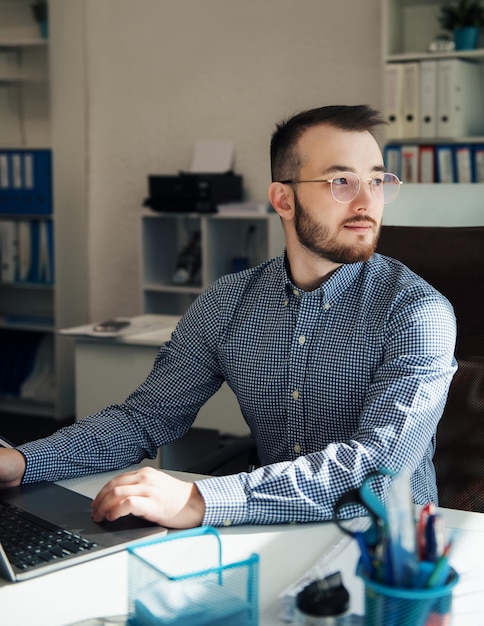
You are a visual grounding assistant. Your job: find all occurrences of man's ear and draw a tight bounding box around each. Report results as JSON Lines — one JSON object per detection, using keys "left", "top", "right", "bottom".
{"left": 268, "top": 182, "right": 294, "bottom": 221}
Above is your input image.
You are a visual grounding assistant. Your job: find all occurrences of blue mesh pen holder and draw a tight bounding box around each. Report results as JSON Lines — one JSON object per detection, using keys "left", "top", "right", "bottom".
{"left": 127, "top": 526, "right": 259, "bottom": 626}
{"left": 357, "top": 559, "right": 459, "bottom": 626}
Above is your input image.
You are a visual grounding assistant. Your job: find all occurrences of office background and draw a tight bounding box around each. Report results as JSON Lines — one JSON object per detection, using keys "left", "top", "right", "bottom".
{"left": 52, "top": 0, "right": 383, "bottom": 323}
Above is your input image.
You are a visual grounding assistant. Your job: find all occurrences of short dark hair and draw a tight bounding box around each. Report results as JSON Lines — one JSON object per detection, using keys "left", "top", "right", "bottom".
{"left": 270, "top": 104, "right": 386, "bottom": 182}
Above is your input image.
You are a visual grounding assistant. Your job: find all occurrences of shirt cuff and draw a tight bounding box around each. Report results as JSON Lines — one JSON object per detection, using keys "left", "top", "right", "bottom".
{"left": 195, "top": 474, "right": 249, "bottom": 527}
{"left": 18, "top": 439, "right": 63, "bottom": 482}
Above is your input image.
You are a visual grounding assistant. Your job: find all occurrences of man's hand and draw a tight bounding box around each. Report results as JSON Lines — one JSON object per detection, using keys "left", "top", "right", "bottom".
{"left": 91, "top": 467, "right": 205, "bottom": 529}
{"left": 0, "top": 449, "right": 26, "bottom": 488}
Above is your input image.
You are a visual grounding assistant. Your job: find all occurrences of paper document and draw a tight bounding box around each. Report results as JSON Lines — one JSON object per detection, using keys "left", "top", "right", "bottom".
{"left": 59, "top": 315, "right": 180, "bottom": 339}
{"left": 190, "top": 141, "right": 234, "bottom": 173}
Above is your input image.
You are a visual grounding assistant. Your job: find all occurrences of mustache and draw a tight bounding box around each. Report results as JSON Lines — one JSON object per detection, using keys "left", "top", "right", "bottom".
{"left": 343, "top": 216, "right": 378, "bottom": 227}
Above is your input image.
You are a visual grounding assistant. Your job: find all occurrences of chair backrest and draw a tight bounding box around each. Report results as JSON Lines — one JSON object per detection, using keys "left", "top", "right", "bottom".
{"left": 377, "top": 226, "right": 484, "bottom": 512}
{"left": 433, "top": 357, "right": 484, "bottom": 512}
{"left": 377, "top": 226, "right": 484, "bottom": 357}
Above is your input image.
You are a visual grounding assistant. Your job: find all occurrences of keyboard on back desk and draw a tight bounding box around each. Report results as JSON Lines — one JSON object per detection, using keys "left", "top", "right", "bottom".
{"left": 0, "top": 499, "right": 99, "bottom": 572}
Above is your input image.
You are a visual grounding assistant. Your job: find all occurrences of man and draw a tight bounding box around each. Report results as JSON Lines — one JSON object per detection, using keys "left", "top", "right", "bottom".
{"left": 0, "top": 105, "right": 457, "bottom": 529}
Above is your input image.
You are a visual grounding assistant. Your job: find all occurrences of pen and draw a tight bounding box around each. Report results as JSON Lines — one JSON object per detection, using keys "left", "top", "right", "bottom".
{"left": 425, "top": 514, "right": 445, "bottom": 562}
{"left": 354, "top": 531, "right": 374, "bottom": 579}
{"left": 426, "top": 541, "right": 453, "bottom": 588}
{"left": 418, "top": 503, "right": 435, "bottom": 559}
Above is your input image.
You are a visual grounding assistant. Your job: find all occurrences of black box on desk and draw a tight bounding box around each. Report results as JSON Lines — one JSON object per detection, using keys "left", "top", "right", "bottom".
{"left": 144, "top": 172, "right": 243, "bottom": 213}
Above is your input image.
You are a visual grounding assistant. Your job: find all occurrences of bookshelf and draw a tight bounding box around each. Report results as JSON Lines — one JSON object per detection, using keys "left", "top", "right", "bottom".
{"left": 0, "top": 0, "right": 88, "bottom": 419}
{"left": 140, "top": 211, "right": 285, "bottom": 316}
{"left": 382, "top": 0, "right": 484, "bottom": 186}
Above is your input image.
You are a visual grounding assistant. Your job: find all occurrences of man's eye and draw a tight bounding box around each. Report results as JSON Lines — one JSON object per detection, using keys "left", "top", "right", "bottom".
{"left": 332, "top": 177, "right": 349, "bottom": 186}
{"left": 372, "top": 177, "right": 384, "bottom": 187}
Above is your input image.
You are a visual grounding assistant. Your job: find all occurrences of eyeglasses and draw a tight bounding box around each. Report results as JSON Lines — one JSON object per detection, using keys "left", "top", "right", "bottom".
{"left": 280, "top": 171, "right": 402, "bottom": 204}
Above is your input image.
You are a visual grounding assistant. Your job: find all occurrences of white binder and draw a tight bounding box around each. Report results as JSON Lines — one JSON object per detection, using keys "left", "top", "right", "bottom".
{"left": 419, "top": 60, "right": 438, "bottom": 138}
{"left": 474, "top": 145, "right": 484, "bottom": 182}
{"left": 455, "top": 145, "right": 473, "bottom": 183}
{"left": 402, "top": 62, "right": 420, "bottom": 138}
{"left": 384, "top": 64, "right": 404, "bottom": 140}
{"left": 436, "top": 145, "right": 456, "bottom": 183}
{"left": 436, "top": 59, "right": 484, "bottom": 138}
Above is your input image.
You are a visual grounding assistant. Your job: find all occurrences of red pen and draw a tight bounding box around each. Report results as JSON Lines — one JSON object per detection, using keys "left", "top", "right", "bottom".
{"left": 418, "top": 503, "right": 435, "bottom": 560}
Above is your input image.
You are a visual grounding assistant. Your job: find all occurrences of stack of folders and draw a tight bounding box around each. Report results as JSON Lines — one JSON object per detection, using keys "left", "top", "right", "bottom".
{"left": 0, "top": 219, "right": 54, "bottom": 285}
{"left": 384, "top": 143, "right": 484, "bottom": 183}
{"left": 384, "top": 59, "right": 484, "bottom": 141}
{"left": 383, "top": 57, "right": 484, "bottom": 183}
{"left": 0, "top": 148, "right": 54, "bottom": 285}
{"left": 0, "top": 149, "right": 53, "bottom": 215}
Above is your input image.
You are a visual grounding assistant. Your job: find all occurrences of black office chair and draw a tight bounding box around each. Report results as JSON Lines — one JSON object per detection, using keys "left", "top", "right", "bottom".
{"left": 433, "top": 356, "right": 484, "bottom": 513}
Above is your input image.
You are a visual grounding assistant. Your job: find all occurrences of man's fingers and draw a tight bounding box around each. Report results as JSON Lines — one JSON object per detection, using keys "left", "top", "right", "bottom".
{"left": 91, "top": 467, "right": 205, "bottom": 528}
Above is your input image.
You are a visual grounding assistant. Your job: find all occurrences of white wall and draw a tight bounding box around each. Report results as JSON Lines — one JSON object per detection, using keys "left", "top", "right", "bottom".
{"left": 81, "top": 0, "right": 383, "bottom": 321}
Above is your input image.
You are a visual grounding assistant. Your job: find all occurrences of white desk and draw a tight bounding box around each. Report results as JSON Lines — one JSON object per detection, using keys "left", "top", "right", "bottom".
{"left": 0, "top": 467, "right": 483, "bottom": 626}
{"left": 70, "top": 314, "right": 250, "bottom": 470}
{"left": 73, "top": 314, "right": 249, "bottom": 436}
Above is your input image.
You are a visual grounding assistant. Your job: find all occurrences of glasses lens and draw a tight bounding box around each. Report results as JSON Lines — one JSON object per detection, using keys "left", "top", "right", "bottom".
{"left": 330, "top": 172, "right": 359, "bottom": 203}
{"left": 381, "top": 173, "right": 401, "bottom": 204}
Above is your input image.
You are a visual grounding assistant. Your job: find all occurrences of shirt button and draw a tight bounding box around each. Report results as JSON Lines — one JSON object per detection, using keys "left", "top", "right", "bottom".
{"left": 298, "top": 335, "right": 306, "bottom": 345}
{"left": 283, "top": 299, "right": 288, "bottom": 306}
{"left": 293, "top": 289, "right": 300, "bottom": 297}
{"left": 323, "top": 302, "right": 331, "bottom": 310}
{"left": 294, "top": 443, "right": 301, "bottom": 454}
{"left": 223, "top": 519, "right": 233, "bottom": 527}
{"left": 292, "top": 390, "right": 299, "bottom": 400}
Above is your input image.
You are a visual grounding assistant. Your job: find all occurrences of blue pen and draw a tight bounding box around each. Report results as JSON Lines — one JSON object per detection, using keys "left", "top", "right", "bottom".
{"left": 425, "top": 514, "right": 445, "bottom": 562}
{"left": 354, "top": 531, "right": 374, "bottom": 579}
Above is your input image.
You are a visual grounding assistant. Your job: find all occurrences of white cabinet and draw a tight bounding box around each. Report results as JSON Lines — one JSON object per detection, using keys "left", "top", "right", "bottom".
{"left": 140, "top": 211, "right": 285, "bottom": 315}
{"left": 0, "top": 0, "right": 89, "bottom": 420}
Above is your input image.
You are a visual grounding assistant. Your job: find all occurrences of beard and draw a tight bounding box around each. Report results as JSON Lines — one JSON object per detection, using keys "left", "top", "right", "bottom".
{"left": 293, "top": 192, "right": 380, "bottom": 264}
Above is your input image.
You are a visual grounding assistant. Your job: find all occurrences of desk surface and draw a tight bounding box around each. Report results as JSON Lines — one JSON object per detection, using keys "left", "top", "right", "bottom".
{"left": 1, "top": 466, "right": 483, "bottom": 626}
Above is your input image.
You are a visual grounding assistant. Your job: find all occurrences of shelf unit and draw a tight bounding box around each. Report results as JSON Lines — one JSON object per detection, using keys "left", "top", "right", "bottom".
{"left": 382, "top": 0, "right": 484, "bottom": 190}
{"left": 0, "top": 0, "right": 89, "bottom": 420}
{"left": 383, "top": 0, "right": 484, "bottom": 141}
{"left": 140, "top": 211, "right": 285, "bottom": 316}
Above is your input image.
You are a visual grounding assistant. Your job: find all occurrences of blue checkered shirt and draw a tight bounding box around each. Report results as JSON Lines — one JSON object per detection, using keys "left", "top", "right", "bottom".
{"left": 19, "top": 253, "right": 457, "bottom": 526}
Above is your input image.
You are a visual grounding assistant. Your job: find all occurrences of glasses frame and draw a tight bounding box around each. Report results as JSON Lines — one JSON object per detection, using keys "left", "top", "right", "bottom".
{"left": 279, "top": 172, "right": 403, "bottom": 204}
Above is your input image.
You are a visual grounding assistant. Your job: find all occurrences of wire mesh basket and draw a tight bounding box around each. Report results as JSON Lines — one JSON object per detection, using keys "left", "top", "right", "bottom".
{"left": 358, "top": 559, "right": 459, "bottom": 626}
{"left": 127, "top": 526, "right": 259, "bottom": 626}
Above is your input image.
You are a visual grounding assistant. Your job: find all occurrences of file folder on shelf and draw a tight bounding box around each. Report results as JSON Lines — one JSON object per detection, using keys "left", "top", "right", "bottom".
{"left": 384, "top": 63, "right": 404, "bottom": 140}
{"left": 473, "top": 145, "right": 484, "bottom": 182}
{"left": 435, "top": 145, "right": 456, "bottom": 183}
{"left": 384, "top": 145, "right": 402, "bottom": 179}
{"left": 436, "top": 59, "right": 484, "bottom": 138}
{"left": 0, "top": 218, "right": 54, "bottom": 285}
{"left": 0, "top": 220, "right": 18, "bottom": 283}
{"left": 419, "top": 145, "right": 436, "bottom": 183}
{"left": 401, "top": 145, "right": 419, "bottom": 183}
{"left": 419, "top": 60, "right": 438, "bottom": 138}
{"left": 402, "top": 62, "right": 420, "bottom": 138}
{"left": 455, "top": 145, "right": 473, "bottom": 183}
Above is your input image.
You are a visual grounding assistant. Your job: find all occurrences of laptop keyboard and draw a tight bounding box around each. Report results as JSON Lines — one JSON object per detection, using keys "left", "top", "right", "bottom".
{"left": 0, "top": 499, "right": 99, "bottom": 572}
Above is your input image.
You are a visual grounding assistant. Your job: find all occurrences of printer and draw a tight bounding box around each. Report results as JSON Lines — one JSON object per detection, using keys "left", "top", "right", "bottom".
{"left": 143, "top": 171, "right": 243, "bottom": 213}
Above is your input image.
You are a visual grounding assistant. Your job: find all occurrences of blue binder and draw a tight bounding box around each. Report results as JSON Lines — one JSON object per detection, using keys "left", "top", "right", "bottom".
{"left": 0, "top": 149, "right": 52, "bottom": 215}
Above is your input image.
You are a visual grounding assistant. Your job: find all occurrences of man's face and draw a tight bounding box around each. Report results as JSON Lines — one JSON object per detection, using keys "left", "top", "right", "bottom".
{"left": 291, "top": 124, "right": 385, "bottom": 264}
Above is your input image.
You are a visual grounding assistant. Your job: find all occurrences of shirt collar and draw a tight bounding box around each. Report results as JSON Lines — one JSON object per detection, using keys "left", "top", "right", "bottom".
{"left": 279, "top": 250, "right": 365, "bottom": 302}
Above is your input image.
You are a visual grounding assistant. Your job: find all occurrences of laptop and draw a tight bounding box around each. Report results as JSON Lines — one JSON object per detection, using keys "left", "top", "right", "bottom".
{"left": 0, "top": 444, "right": 168, "bottom": 582}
